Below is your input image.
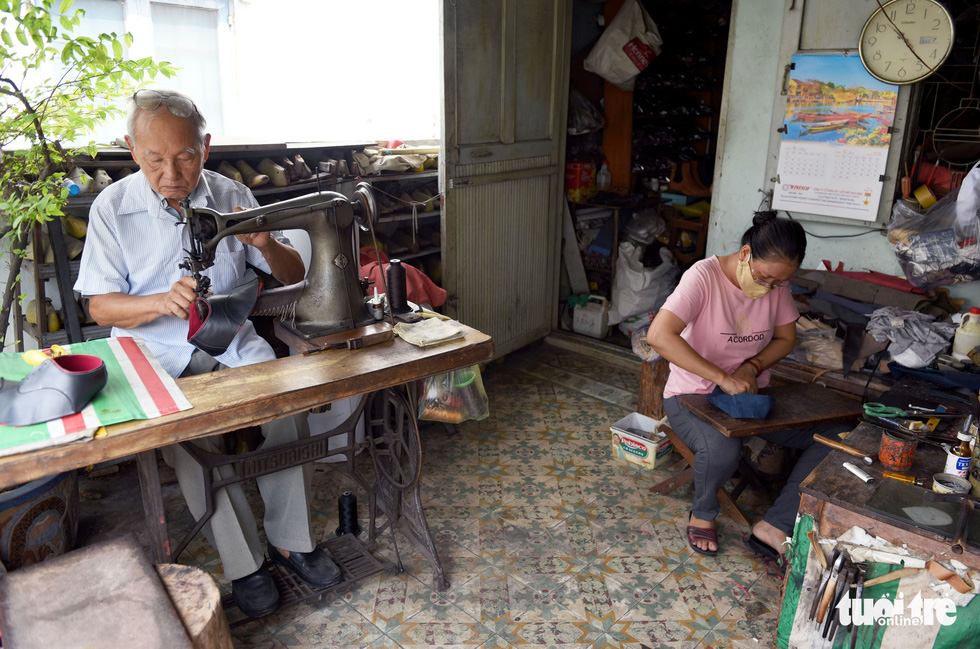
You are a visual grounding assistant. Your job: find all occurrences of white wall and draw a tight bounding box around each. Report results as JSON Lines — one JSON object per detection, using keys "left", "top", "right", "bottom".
{"left": 712, "top": 0, "right": 980, "bottom": 308}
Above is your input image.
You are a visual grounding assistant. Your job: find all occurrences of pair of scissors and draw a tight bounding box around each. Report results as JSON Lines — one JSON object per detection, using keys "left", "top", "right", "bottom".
{"left": 863, "top": 402, "right": 907, "bottom": 418}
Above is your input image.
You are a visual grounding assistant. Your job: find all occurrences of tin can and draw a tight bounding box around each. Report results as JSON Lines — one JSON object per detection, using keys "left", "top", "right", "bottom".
{"left": 878, "top": 429, "right": 916, "bottom": 471}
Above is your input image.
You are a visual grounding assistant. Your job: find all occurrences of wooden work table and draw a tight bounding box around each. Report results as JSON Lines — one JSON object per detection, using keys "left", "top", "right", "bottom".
{"left": 799, "top": 422, "right": 980, "bottom": 571}
{"left": 0, "top": 324, "right": 494, "bottom": 572}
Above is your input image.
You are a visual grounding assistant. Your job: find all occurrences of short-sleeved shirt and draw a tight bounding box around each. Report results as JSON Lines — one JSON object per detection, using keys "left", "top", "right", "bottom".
{"left": 660, "top": 256, "right": 800, "bottom": 398}
{"left": 74, "top": 169, "right": 276, "bottom": 378}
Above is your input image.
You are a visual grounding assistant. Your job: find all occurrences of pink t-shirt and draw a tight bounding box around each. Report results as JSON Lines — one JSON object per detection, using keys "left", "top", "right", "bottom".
{"left": 660, "top": 256, "right": 800, "bottom": 398}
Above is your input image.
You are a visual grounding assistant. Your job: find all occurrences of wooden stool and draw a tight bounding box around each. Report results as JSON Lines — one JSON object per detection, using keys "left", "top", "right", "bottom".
{"left": 0, "top": 534, "right": 232, "bottom": 649}
{"left": 158, "top": 563, "right": 234, "bottom": 649}
{"left": 638, "top": 358, "right": 753, "bottom": 527}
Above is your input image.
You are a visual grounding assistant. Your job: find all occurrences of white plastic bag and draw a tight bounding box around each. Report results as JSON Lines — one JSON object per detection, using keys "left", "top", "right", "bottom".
{"left": 608, "top": 241, "right": 679, "bottom": 325}
{"left": 584, "top": 0, "right": 663, "bottom": 91}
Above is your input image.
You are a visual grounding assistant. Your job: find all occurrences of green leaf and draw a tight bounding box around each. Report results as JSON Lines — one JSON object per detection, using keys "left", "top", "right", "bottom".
{"left": 111, "top": 39, "right": 121, "bottom": 59}
{"left": 1, "top": 30, "right": 11, "bottom": 47}
{"left": 59, "top": 0, "right": 72, "bottom": 14}
{"left": 124, "top": 33, "right": 132, "bottom": 48}
{"left": 14, "top": 25, "right": 27, "bottom": 45}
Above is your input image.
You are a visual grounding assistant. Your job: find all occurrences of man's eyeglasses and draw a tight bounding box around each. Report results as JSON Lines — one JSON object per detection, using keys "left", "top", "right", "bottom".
{"left": 133, "top": 89, "right": 199, "bottom": 119}
{"left": 749, "top": 255, "right": 792, "bottom": 289}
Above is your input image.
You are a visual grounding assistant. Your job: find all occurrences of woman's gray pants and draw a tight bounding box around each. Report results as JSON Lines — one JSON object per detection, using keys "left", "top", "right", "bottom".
{"left": 664, "top": 395, "right": 850, "bottom": 533}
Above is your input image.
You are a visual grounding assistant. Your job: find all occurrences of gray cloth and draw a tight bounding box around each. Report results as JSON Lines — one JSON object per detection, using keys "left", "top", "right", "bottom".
{"left": 866, "top": 306, "right": 956, "bottom": 368}
{"left": 161, "top": 349, "right": 315, "bottom": 580}
{"left": 664, "top": 395, "right": 849, "bottom": 533}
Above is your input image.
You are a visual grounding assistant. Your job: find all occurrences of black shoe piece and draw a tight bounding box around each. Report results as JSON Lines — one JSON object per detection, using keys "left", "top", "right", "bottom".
{"left": 269, "top": 545, "right": 342, "bottom": 590}
{"left": 231, "top": 564, "right": 280, "bottom": 618}
{"left": 743, "top": 533, "right": 781, "bottom": 562}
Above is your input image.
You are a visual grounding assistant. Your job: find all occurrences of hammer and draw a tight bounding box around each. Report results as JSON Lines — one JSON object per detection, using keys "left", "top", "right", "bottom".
{"left": 813, "top": 434, "right": 874, "bottom": 465}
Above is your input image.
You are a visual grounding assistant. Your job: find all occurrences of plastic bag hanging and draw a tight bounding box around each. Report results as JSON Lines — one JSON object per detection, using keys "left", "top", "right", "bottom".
{"left": 417, "top": 364, "right": 489, "bottom": 424}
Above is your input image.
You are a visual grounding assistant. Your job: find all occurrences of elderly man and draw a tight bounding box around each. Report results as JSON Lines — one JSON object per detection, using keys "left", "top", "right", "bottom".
{"left": 75, "top": 88, "right": 339, "bottom": 618}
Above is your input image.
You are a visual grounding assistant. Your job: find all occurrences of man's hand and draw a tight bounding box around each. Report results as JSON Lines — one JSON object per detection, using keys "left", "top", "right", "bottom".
{"left": 235, "top": 231, "right": 272, "bottom": 249}
{"left": 162, "top": 276, "right": 201, "bottom": 320}
{"left": 231, "top": 206, "right": 272, "bottom": 249}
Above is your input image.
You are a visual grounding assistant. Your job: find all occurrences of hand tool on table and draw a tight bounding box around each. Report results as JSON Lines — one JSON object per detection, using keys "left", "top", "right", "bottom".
{"left": 825, "top": 562, "right": 857, "bottom": 640}
{"left": 813, "top": 434, "right": 873, "bottom": 464}
{"left": 883, "top": 471, "right": 925, "bottom": 486}
{"left": 812, "top": 549, "right": 844, "bottom": 624}
{"left": 864, "top": 402, "right": 961, "bottom": 419}
{"left": 22, "top": 344, "right": 68, "bottom": 366}
{"left": 847, "top": 563, "right": 868, "bottom": 649}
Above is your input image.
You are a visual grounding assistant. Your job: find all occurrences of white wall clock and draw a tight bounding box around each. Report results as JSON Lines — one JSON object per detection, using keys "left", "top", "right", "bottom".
{"left": 859, "top": 0, "right": 954, "bottom": 85}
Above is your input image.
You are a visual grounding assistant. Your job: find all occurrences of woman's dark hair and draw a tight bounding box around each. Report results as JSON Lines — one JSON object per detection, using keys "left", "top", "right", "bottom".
{"left": 740, "top": 211, "right": 807, "bottom": 264}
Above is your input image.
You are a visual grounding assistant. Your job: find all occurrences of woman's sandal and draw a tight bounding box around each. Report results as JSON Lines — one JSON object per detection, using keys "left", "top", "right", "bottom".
{"left": 686, "top": 513, "right": 719, "bottom": 556}
{"left": 743, "top": 533, "right": 781, "bottom": 561}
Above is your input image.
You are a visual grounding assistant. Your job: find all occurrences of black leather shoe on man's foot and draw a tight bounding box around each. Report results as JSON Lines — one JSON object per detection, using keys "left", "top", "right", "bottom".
{"left": 269, "top": 545, "right": 342, "bottom": 589}
{"left": 231, "top": 564, "right": 279, "bottom": 618}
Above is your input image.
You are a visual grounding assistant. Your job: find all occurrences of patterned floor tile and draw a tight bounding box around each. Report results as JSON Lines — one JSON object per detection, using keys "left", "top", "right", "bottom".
{"left": 82, "top": 340, "right": 784, "bottom": 649}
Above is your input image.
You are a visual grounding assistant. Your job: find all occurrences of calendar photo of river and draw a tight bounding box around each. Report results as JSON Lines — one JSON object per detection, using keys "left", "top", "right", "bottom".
{"left": 781, "top": 55, "right": 898, "bottom": 146}
{"left": 772, "top": 54, "right": 899, "bottom": 221}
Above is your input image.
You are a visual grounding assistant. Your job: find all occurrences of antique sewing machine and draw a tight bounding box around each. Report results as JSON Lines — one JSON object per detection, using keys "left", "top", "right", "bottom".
{"left": 178, "top": 183, "right": 391, "bottom": 351}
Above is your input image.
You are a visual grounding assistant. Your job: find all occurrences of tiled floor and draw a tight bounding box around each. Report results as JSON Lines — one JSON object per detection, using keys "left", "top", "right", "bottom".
{"left": 80, "top": 340, "right": 784, "bottom": 648}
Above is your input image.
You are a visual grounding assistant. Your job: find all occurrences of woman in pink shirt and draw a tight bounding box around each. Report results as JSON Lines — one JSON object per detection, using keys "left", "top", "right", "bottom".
{"left": 647, "top": 213, "right": 845, "bottom": 560}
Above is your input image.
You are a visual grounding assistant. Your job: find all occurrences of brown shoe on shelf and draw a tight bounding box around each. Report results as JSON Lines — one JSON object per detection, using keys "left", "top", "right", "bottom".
{"left": 279, "top": 156, "right": 299, "bottom": 183}
{"left": 292, "top": 154, "right": 313, "bottom": 180}
{"left": 236, "top": 160, "right": 270, "bottom": 188}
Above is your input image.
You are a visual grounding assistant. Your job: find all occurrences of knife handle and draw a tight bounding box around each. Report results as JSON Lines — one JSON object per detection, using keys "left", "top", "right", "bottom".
{"left": 816, "top": 575, "right": 838, "bottom": 624}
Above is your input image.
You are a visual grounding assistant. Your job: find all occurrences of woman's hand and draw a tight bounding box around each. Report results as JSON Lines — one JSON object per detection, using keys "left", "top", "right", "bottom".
{"left": 718, "top": 368, "right": 756, "bottom": 395}
{"left": 732, "top": 364, "right": 759, "bottom": 394}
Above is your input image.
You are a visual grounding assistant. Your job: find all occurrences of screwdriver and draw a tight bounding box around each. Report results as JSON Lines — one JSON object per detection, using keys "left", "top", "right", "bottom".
{"left": 882, "top": 471, "right": 925, "bottom": 487}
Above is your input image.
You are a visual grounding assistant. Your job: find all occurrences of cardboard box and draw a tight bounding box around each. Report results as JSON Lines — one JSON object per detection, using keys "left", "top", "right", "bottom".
{"left": 610, "top": 412, "right": 673, "bottom": 470}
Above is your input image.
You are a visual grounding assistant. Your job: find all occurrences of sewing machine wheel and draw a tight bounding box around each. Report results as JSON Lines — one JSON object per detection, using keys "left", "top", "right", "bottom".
{"left": 352, "top": 182, "right": 379, "bottom": 231}
{"left": 366, "top": 388, "right": 421, "bottom": 490}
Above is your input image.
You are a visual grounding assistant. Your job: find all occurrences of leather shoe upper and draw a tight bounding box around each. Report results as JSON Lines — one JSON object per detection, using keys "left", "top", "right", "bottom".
{"left": 270, "top": 545, "right": 342, "bottom": 590}
{"left": 0, "top": 354, "right": 107, "bottom": 427}
{"left": 188, "top": 272, "right": 261, "bottom": 357}
{"left": 231, "top": 564, "right": 279, "bottom": 618}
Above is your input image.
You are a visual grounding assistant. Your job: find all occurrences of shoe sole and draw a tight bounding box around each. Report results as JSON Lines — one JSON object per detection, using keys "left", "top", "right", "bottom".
{"left": 232, "top": 590, "right": 280, "bottom": 618}
{"left": 270, "top": 550, "right": 343, "bottom": 590}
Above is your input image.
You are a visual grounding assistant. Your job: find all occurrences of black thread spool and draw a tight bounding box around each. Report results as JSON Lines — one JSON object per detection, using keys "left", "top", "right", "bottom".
{"left": 386, "top": 259, "right": 411, "bottom": 314}
{"left": 336, "top": 490, "right": 361, "bottom": 537}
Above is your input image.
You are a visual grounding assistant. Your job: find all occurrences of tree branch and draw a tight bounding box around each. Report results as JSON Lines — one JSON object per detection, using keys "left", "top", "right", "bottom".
{"left": 0, "top": 77, "right": 54, "bottom": 178}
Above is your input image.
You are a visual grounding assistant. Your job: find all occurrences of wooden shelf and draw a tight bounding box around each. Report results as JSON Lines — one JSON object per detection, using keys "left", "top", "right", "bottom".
{"left": 23, "top": 259, "right": 81, "bottom": 281}
{"left": 378, "top": 209, "right": 441, "bottom": 224}
{"left": 21, "top": 317, "right": 111, "bottom": 346}
{"left": 396, "top": 247, "right": 441, "bottom": 262}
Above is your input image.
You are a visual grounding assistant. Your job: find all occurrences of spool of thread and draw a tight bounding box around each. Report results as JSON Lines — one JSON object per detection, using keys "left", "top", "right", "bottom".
{"left": 336, "top": 490, "right": 361, "bottom": 537}
{"left": 386, "top": 259, "right": 411, "bottom": 314}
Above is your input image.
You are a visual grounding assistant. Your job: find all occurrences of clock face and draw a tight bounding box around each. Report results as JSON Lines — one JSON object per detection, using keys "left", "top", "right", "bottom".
{"left": 859, "top": 0, "right": 954, "bottom": 85}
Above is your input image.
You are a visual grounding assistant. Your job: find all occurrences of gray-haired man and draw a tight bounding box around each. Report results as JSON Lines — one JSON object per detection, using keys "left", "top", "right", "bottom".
{"left": 75, "top": 89, "right": 340, "bottom": 617}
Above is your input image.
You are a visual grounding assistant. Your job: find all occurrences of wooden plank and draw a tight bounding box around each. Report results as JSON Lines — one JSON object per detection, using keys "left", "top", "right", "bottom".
{"left": 678, "top": 383, "right": 863, "bottom": 438}
{"left": 0, "top": 325, "right": 493, "bottom": 490}
{"left": 602, "top": 0, "right": 633, "bottom": 193}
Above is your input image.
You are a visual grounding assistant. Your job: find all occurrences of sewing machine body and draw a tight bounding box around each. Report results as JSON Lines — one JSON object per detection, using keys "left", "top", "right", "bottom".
{"left": 180, "top": 186, "right": 378, "bottom": 339}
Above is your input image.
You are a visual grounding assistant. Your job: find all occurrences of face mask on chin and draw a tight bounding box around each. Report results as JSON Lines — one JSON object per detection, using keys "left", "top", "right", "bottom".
{"left": 736, "top": 256, "right": 771, "bottom": 299}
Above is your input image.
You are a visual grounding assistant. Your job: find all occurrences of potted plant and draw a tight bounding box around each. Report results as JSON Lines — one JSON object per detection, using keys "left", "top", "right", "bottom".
{"left": 0, "top": 0, "right": 175, "bottom": 349}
